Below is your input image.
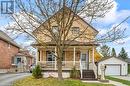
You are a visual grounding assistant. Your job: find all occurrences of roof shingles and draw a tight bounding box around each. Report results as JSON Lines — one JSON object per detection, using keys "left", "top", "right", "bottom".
{"left": 0, "top": 30, "right": 20, "bottom": 48}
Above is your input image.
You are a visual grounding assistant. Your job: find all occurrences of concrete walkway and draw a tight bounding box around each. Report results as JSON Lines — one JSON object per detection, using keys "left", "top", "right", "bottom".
{"left": 111, "top": 75, "right": 130, "bottom": 81}
{"left": 0, "top": 73, "right": 31, "bottom": 86}
{"left": 82, "top": 80, "right": 128, "bottom": 86}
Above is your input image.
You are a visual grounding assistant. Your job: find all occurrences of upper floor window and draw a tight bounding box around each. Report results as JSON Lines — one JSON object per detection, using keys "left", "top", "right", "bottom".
{"left": 71, "top": 27, "right": 80, "bottom": 35}
{"left": 52, "top": 26, "right": 59, "bottom": 34}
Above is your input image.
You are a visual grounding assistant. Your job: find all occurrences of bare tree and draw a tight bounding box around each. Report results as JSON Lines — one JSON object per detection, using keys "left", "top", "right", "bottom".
{"left": 6, "top": 0, "right": 129, "bottom": 80}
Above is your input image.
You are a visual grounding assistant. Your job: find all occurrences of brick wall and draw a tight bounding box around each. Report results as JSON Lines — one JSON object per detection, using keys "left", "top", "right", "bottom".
{"left": 0, "top": 39, "right": 19, "bottom": 69}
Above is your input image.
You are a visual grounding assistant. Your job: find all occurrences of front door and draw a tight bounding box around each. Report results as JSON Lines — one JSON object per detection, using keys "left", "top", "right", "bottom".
{"left": 81, "top": 53, "right": 89, "bottom": 70}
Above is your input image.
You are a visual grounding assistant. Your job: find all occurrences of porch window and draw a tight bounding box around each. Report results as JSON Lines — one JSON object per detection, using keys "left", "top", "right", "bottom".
{"left": 46, "top": 51, "right": 65, "bottom": 61}
{"left": 81, "top": 54, "right": 86, "bottom": 61}
{"left": 46, "top": 51, "right": 55, "bottom": 61}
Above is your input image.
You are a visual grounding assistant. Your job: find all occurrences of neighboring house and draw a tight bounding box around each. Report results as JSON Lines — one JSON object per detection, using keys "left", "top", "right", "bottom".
{"left": 126, "top": 58, "right": 130, "bottom": 64}
{"left": 98, "top": 57, "right": 128, "bottom": 76}
{"left": 32, "top": 7, "right": 101, "bottom": 79}
{"left": 0, "top": 30, "right": 33, "bottom": 73}
{"left": 0, "top": 30, "right": 20, "bottom": 73}
{"left": 125, "top": 58, "right": 130, "bottom": 74}
{"left": 13, "top": 49, "right": 34, "bottom": 72}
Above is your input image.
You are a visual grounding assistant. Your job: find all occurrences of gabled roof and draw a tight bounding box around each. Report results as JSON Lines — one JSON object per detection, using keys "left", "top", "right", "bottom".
{"left": 15, "top": 49, "right": 33, "bottom": 58}
{"left": 98, "top": 56, "right": 128, "bottom": 63}
{"left": 0, "top": 30, "right": 20, "bottom": 48}
{"left": 33, "top": 6, "right": 98, "bottom": 34}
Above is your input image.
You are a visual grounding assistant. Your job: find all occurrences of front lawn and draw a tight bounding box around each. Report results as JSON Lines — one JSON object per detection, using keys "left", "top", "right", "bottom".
{"left": 106, "top": 76, "right": 130, "bottom": 86}
{"left": 13, "top": 77, "right": 113, "bottom": 86}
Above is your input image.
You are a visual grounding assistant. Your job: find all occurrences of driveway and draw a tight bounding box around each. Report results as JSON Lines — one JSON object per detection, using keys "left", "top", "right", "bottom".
{"left": 111, "top": 74, "right": 130, "bottom": 81}
{"left": 0, "top": 73, "right": 31, "bottom": 86}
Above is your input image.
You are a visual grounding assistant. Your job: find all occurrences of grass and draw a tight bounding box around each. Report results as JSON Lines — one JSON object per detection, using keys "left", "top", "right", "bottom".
{"left": 106, "top": 76, "right": 130, "bottom": 86}
{"left": 13, "top": 76, "right": 114, "bottom": 86}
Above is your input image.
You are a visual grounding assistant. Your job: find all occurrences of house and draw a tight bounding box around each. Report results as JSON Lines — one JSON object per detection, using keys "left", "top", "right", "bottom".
{"left": 126, "top": 58, "right": 130, "bottom": 64}
{"left": 0, "top": 30, "right": 33, "bottom": 73}
{"left": 125, "top": 58, "right": 130, "bottom": 74}
{"left": 0, "top": 30, "right": 20, "bottom": 73}
{"left": 32, "top": 7, "right": 101, "bottom": 79}
{"left": 98, "top": 57, "right": 128, "bottom": 76}
{"left": 13, "top": 49, "right": 34, "bottom": 72}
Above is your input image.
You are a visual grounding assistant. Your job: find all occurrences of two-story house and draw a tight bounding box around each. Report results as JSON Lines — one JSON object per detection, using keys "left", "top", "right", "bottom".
{"left": 32, "top": 7, "right": 101, "bottom": 80}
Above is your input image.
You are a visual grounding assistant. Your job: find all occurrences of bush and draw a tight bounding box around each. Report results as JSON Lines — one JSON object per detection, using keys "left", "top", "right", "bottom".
{"left": 70, "top": 66, "right": 80, "bottom": 79}
{"left": 32, "top": 65, "right": 42, "bottom": 79}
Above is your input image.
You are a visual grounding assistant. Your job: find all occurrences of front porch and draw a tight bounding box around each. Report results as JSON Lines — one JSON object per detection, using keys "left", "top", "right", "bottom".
{"left": 35, "top": 45, "right": 101, "bottom": 79}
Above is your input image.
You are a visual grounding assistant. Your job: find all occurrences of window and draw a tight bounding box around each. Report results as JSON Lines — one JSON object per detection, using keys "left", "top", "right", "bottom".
{"left": 46, "top": 51, "right": 65, "bottom": 61}
{"left": 11, "top": 57, "right": 14, "bottom": 64}
{"left": 71, "top": 27, "right": 80, "bottom": 35}
{"left": 46, "top": 51, "right": 55, "bottom": 61}
{"left": 81, "top": 54, "right": 86, "bottom": 61}
{"left": 17, "top": 58, "right": 21, "bottom": 64}
{"left": 52, "top": 26, "right": 59, "bottom": 34}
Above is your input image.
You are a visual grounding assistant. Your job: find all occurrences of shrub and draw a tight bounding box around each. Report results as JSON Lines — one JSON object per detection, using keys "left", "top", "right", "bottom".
{"left": 32, "top": 65, "right": 42, "bottom": 79}
{"left": 70, "top": 66, "right": 80, "bottom": 79}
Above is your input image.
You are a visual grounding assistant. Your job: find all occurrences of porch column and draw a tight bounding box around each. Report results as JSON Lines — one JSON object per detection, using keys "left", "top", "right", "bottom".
{"left": 86, "top": 50, "right": 89, "bottom": 70}
{"left": 73, "top": 47, "right": 76, "bottom": 66}
{"left": 80, "top": 52, "right": 83, "bottom": 79}
{"left": 55, "top": 47, "right": 57, "bottom": 70}
{"left": 88, "top": 50, "right": 91, "bottom": 63}
{"left": 36, "top": 49, "right": 38, "bottom": 65}
{"left": 92, "top": 47, "right": 95, "bottom": 64}
{"left": 40, "top": 50, "right": 42, "bottom": 61}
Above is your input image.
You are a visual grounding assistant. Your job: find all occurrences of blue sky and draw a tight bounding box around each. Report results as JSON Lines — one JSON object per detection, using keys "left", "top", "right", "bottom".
{"left": 0, "top": 0, "right": 130, "bottom": 57}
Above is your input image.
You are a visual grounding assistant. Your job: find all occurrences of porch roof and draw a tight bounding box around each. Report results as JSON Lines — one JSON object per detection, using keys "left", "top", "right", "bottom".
{"left": 32, "top": 40, "right": 99, "bottom": 47}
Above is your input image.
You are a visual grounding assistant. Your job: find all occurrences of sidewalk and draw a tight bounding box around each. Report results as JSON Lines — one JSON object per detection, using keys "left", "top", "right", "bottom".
{"left": 82, "top": 80, "right": 128, "bottom": 86}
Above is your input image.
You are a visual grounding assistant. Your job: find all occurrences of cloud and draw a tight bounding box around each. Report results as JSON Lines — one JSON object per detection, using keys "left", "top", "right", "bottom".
{"left": 96, "top": 1, "right": 130, "bottom": 25}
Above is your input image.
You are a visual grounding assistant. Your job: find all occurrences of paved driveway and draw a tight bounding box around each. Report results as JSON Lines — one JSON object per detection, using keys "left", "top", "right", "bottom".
{"left": 111, "top": 74, "right": 130, "bottom": 81}
{"left": 0, "top": 73, "right": 31, "bottom": 86}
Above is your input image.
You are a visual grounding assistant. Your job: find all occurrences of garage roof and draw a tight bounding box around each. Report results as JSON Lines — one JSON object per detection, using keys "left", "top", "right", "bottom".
{"left": 97, "top": 56, "right": 128, "bottom": 63}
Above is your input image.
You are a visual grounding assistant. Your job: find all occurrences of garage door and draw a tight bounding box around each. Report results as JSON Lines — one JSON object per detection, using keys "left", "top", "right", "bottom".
{"left": 105, "top": 65, "right": 121, "bottom": 75}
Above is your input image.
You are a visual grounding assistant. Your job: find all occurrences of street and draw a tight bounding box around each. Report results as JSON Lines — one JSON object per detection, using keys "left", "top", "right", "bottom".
{"left": 0, "top": 73, "right": 31, "bottom": 86}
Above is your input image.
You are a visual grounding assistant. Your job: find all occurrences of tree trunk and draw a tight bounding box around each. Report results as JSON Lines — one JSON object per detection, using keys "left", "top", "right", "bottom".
{"left": 57, "top": 47, "right": 63, "bottom": 80}
{"left": 57, "top": 57, "right": 63, "bottom": 80}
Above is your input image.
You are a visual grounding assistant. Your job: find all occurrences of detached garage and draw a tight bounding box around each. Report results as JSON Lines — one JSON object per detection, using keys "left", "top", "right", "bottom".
{"left": 98, "top": 57, "right": 128, "bottom": 76}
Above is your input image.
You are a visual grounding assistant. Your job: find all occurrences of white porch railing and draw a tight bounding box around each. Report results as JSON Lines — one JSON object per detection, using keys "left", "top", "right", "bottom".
{"left": 37, "top": 61, "right": 97, "bottom": 78}
{"left": 93, "top": 63, "right": 97, "bottom": 78}
{"left": 37, "top": 61, "right": 80, "bottom": 70}
{"left": 89, "top": 62, "right": 97, "bottom": 78}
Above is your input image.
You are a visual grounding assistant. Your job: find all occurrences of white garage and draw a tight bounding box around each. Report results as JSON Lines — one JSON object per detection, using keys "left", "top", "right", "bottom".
{"left": 98, "top": 57, "right": 128, "bottom": 76}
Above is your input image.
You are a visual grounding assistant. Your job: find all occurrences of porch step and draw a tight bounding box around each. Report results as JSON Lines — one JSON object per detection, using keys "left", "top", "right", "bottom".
{"left": 82, "top": 70, "right": 96, "bottom": 80}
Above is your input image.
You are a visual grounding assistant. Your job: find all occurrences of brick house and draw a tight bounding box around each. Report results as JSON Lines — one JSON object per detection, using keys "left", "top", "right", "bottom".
{"left": 0, "top": 30, "right": 20, "bottom": 73}
{"left": 0, "top": 30, "right": 33, "bottom": 73}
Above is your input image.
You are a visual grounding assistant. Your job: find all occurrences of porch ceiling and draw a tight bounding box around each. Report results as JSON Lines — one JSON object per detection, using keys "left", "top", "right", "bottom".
{"left": 32, "top": 40, "right": 99, "bottom": 47}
